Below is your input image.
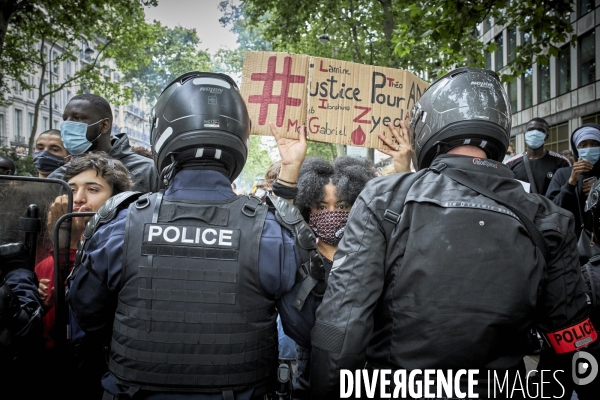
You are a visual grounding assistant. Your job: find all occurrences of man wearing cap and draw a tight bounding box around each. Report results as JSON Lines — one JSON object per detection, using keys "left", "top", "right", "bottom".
{"left": 546, "top": 124, "right": 600, "bottom": 238}
{"left": 504, "top": 117, "right": 571, "bottom": 194}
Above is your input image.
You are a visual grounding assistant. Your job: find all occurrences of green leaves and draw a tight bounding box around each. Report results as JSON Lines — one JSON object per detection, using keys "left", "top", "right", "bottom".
{"left": 0, "top": 0, "right": 162, "bottom": 153}
{"left": 121, "top": 23, "right": 212, "bottom": 102}
{"left": 388, "top": 0, "right": 575, "bottom": 83}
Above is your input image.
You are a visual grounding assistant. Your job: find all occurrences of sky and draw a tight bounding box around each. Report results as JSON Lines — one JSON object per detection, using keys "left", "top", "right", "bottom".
{"left": 144, "top": 0, "right": 239, "bottom": 54}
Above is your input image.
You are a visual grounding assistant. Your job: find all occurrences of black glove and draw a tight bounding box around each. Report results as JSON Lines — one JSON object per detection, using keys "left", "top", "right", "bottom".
{"left": 0, "top": 243, "right": 30, "bottom": 275}
{"left": 0, "top": 270, "right": 22, "bottom": 326}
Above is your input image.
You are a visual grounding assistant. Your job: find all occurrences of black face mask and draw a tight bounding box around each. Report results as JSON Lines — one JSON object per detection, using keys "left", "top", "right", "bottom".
{"left": 33, "top": 150, "right": 66, "bottom": 173}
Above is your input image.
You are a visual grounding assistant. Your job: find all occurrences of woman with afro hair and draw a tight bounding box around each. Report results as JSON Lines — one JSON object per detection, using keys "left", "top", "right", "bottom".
{"left": 293, "top": 155, "right": 377, "bottom": 260}
{"left": 269, "top": 121, "right": 412, "bottom": 399}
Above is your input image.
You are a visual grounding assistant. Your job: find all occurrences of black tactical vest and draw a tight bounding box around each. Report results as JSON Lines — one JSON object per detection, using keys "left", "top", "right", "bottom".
{"left": 108, "top": 192, "right": 278, "bottom": 393}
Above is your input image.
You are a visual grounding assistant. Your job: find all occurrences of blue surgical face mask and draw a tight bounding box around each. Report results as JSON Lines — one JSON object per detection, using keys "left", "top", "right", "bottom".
{"left": 525, "top": 129, "right": 546, "bottom": 149}
{"left": 60, "top": 119, "right": 105, "bottom": 155}
{"left": 33, "top": 150, "right": 66, "bottom": 173}
{"left": 578, "top": 147, "right": 600, "bottom": 165}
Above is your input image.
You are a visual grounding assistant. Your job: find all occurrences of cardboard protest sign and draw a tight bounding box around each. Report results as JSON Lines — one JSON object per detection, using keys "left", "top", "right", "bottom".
{"left": 241, "top": 52, "right": 310, "bottom": 137}
{"left": 241, "top": 51, "right": 429, "bottom": 150}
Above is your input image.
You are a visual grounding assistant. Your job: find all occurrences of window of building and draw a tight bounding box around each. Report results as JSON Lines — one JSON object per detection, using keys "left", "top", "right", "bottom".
{"left": 508, "top": 28, "right": 517, "bottom": 62}
{"left": 483, "top": 17, "right": 492, "bottom": 33}
{"left": 43, "top": 117, "right": 48, "bottom": 131}
{"left": 580, "top": 0, "right": 595, "bottom": 17}
{"left": 0, "top": 114, "right": 5, "bottom": 145}
{"left": 580, "top": 30, "right": 595, "bottom": 86}
{"left": 537, "top": 63, "right": 550, "bottom": 103}
{"left": 14, "top": 109, "right": 23, "bottom": 142}
{"left": 28, "top": 113, "right": 34, "bottom": 137}
{"left": 13, "top": 81, "right": 22, "bottom": 96}
{"left": 509, "top": 136, "right": 516, "bottom": 153}
{"left": 521, "top": 32, "right": 531, "bottom": 44}
{"left": 52, "top": 51, "right": 59, "bottom": 74}
{"left": 522, "top": 68, "right": 533, "bottom": 109}
{"left": 495, "top": 34, "right": 504, "bottom": 70}
{"left": 582, "top": 112, "right": 600, "bottom": 125}
{"left": 547, "top": 122, "right": 570, "bottom": 153}
{"left": 485, "top": 51, "right": 492, "bottom": 70}
{"left": 65, "top": 61, "right": 72, "bottom": 79}
{"left": 508, "top": 80, "right": 518, "bottom": 111}
{"left": 53, "top": 119, "right": 59, "bottom": 128}
{"left": 557, "top": 44, "right": 571, "bottom": 95}
{"left": 27, "top": 74, "right": 34, "bottom": 99}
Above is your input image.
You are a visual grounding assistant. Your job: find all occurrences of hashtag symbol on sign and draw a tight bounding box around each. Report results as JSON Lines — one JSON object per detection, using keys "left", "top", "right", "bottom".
{"left": 248, "top": 56, "right": 306, "bottom": 127}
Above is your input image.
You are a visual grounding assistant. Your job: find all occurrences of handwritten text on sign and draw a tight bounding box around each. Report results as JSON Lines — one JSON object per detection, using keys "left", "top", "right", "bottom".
{"left": 241, "top": 52, "right": 429, "bottom": 150}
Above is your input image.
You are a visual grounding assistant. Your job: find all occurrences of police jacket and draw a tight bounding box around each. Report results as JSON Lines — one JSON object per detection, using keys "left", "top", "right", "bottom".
{"left": 48, "top": 132, "right": 159, "bottom": 193}
{"left": 310, "top": 155, "right": 591, "bottom": 398}
{"left": 67, "top": 169, "right": 302, "bottom": 399}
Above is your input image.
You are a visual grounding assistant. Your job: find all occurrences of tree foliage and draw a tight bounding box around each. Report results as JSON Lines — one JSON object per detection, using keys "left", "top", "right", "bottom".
{"left": 236, "top": 0, "right": 403, "bottom": 68}
{"left": 395, "top": 0, "right": 575, "bottom": 82}
{"left": 0, "top": 0, "right": 158, "bottom": 153}
{"left": 121, "top": 24, "right": 212, "bottom": 102}
{"left": 238, "top": 135, "right": 274, "bottom": 190}
{"left": 212, "top": 0, "right": 273, "bottom": 77}
{"left": 238, "top": 0, "right": 576, "bottom": 82}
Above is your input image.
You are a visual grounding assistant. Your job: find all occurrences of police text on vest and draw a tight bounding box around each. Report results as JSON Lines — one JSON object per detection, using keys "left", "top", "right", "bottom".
{"left": 144, "top": 224, "right": 238, "bottom": 247}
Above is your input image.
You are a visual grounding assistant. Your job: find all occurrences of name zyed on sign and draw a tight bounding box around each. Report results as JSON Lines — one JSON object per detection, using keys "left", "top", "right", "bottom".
{"left": 145, "top": 224, "right": 236, "bottom": 247}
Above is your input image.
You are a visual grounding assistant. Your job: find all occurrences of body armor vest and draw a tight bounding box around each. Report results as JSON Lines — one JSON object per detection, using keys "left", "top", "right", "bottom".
{"left": 109, "top": 192, "right": 278, "bottom": 393}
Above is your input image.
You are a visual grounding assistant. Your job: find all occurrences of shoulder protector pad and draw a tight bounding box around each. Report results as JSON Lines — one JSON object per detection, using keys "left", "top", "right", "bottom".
{"left": 267, "top": 194, "right": 316, "bottom": 252}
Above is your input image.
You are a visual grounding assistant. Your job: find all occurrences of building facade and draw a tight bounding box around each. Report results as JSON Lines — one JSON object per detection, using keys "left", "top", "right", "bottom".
{"left": 0, "top": 39, "right": 151, "bottom": 157}
{"left": 481, "top": 0, "right": 599, "bottom": 154}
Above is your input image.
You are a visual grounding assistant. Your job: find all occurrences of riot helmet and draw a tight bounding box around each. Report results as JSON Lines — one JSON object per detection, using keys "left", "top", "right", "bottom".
{"left": 408, "top": 67, "right": 511, "bottom": 169}
{"left": 150, "top": 71, "right": 250, "bottom": 183}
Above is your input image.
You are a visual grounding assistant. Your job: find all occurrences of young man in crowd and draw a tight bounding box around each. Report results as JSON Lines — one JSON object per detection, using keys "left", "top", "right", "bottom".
{"left": 504, "top": 117, "right": 571, "bottom": 194}
{"left": 48, "top": 94, "right": 159, "bottom": 193}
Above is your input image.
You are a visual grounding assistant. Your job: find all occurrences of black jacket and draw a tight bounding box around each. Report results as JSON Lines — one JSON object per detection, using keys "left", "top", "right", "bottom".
{"left": 545, "top": 162, "right": 600, "bottom": 238}
{"left": 310, "top": 155, "right": 589, "bottom": 398}
{"left": 48, "top": 133, "right": 159, "bottom": 193}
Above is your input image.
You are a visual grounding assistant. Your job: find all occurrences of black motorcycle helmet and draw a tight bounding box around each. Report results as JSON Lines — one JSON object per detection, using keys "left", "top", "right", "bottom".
{"left": 150, "top": 71, "right": 250, "bottom": 183}
{"left": 408, "top": 67, "right": 511, "bottom": 170}
{"left": 586, "top": 179, "right": 600, "bottom": 232}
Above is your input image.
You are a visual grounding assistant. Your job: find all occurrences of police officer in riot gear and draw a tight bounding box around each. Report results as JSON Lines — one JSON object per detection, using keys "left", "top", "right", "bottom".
{"left": 310, "top": 68, "right": 595, "bottom": 398}
{"left": 67, "top": 72, "right": 309, "bottom": 399}
{"left": 534, "top": 180, "right": 600, "bottom": 399}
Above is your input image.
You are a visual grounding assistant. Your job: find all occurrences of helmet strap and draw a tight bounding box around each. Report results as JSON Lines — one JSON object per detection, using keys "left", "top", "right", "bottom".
{"left": 160, "top": 154, "right": 178, "bottom": 188}
{"left": 435, "top": 139, "right": 497, "bottom": 160}
{"left": 161, "top": 148, "right": 236, "bottom": 182}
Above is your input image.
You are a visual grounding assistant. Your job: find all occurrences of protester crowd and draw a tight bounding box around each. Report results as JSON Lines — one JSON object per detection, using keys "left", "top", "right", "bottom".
{"left": 0, "top": 68, "right": 599, "bottom": 400}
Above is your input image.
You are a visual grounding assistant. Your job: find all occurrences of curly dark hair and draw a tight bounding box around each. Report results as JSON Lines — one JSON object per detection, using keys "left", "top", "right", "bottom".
{"left": 63, "top": 152, "right": 133, "bottom": 195}
{"left": 294, "top": 156, "right": 377, "bottom": 221}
